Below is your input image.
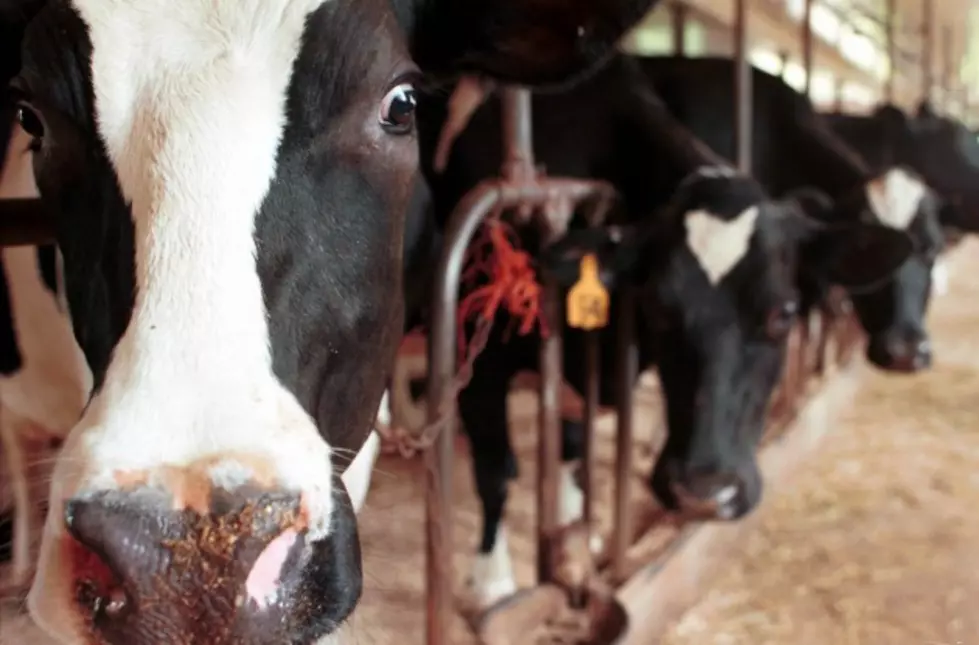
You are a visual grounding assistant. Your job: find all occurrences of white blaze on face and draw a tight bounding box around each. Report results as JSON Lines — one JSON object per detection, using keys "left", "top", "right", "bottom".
{"left": 29, "top": 0, "right": 336, "bottom": 639}
{"left": 865, "top": 167, "right": 927, "bottom": 230}
{"left": 684, "top": 206, "right": 760, "bottom": 285}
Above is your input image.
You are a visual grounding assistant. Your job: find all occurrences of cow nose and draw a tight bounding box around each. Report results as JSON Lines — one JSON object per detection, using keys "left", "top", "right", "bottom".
{"left": 883, "top": 333, "right": 932, "bottom": 372}
{"left": 62, "top": 487, "right": 331, "bottom": 644}
{"left": 670, "top": 471, "right": 753, "bottom": 521}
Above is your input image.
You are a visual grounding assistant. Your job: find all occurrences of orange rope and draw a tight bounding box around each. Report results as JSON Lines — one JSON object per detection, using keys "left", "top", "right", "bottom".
{"left": 457, "top": 219, "right": 547, "bottom": 365}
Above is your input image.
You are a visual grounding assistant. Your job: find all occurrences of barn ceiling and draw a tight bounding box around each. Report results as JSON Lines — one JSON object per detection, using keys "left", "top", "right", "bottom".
{"left": 626, "top": 0, "right": 978, "bottom": 120}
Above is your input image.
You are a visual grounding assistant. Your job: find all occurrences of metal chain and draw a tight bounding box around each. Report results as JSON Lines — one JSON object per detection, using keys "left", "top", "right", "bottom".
{"left": 378, "top": 314, "right": 494, "bottom": 459}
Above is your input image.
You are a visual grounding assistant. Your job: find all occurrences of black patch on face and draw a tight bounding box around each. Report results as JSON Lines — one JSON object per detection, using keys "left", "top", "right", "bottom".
{"left": 17, "top": 1, "right": 135, "bottom": 392}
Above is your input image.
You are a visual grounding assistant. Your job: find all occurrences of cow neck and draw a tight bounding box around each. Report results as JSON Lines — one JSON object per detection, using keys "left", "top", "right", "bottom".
{"left": 797, "top": 114, "right": 872, "bottom": 199}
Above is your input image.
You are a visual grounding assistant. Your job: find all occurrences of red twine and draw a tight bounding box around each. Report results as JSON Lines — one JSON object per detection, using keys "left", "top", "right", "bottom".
{"left": 457, "top": 219, "right": 547, "bottom": 365}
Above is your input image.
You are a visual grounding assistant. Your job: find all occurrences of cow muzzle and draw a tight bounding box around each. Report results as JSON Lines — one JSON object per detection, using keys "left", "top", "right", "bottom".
{"left": 59, "top": 485, "right": 361, "bottom": 645}
{"left": 650, "top": 459, "right": 762, "bottom": 521}
{"left": 867, "top": 330, "right": 932, "bottom": 373}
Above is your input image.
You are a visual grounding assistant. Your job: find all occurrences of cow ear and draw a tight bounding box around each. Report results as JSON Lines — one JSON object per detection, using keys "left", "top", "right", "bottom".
{"left": 801, "top": 222, "right": 913, "bottom": 290}
{"left": 411, "top": 0, "right": 660, "bottom": 87}
{"left": 539, "top": 225, "right": 641, "bottom": 289}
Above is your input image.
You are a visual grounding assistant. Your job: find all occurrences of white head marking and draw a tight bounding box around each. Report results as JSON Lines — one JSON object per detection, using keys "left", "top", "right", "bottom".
{"left": 30, "top": 1, "right": 337, "bottom": 640}
{"left": 865, "top": 167, "right": 927, "bottom": 230}
{"left": 685, "top": 206, "right": 760, "bottom": 285}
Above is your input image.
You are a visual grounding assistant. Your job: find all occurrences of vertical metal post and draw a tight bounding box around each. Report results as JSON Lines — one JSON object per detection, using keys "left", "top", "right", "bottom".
{"left": 921, "top": 0, "right": 933, "bottom": 103}
{"left": 582, "top": 333, "right": 600, "bottom": 529}
{"left": 502, "top": 87, "right": 535, "bottom": 181}
{"left": 611, "top": 290, "right": 638, "bottom": 581}
{"left": 942, "top": 25, "right": 953, "bottom": 110}
{"left": 671, "top": 2, "right": 688, "bottom": 57}
{"left": 884, "top": 0, "right": 896, "bottom": 102}
{"left": 425, "top": 189, "right": 503, "bottom": 645}
{"left": 802, "top": 0, "right": 813, "bottom": 97}
{"left": 733, "top": 0, "right": 752, "bottom": 172}
{"left": 537, "top": 280, "right": 563, "bottom": 584}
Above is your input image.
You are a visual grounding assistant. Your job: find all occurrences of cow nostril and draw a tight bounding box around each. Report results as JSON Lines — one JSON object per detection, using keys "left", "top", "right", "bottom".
{"left": 671, "top": 471, "right": 747, "bottom": 520}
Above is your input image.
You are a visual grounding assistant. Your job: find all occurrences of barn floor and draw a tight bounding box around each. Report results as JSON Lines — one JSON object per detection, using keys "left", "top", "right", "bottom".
{"left": 348, "top": 238, "right": 979, "bottom": 645}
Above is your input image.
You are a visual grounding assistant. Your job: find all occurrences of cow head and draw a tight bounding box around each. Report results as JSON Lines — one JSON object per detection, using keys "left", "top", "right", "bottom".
{"left": 870, "top": 102, "right": 979, "bottom": 230}
{"left": 791, "top": 168, "right": 945, "bottom": 373}
{"left": 1, "top": 0, "right": 658, "bottom": 643}
{"left": 545, "top": 167, "right": 911, "bottom": 520}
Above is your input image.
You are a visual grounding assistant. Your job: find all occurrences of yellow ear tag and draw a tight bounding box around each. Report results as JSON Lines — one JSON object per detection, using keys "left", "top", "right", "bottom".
{"left": 567, "top": 253, "right": 610, "bottom": 330}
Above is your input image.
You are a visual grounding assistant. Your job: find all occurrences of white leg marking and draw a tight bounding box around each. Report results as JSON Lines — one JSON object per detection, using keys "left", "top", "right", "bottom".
{"left": 31, "top": 2, "right": 335, "bottom": 640}
{"left": 342, "top": 431, "right": 380, "bottom": 514}
{"left": 865, "top": 167, "right": 927, "bottom": 230}
{"left": 932, "top": 258, "right": 949, "bottom": 296}
{"left": 465, "top": 526, "right": 517, "bottom": 611}
{"left": 685, "top": 205, "right": 760, "bottom": 285}
{"left": 557, "top": 461, "right": 584, "bottom": 527}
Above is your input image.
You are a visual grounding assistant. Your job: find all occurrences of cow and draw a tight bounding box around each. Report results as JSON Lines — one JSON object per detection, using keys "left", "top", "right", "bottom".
{"left": 822, "top": 101, "right": 979, "bottom": 230}
{"left": 407, "top": 56, "right": 913, "bottom": 610}
{"left": 821, "top": 102, "right": 979, "bottom": 299}
{"left": 631, "top": 55, "right": 947, "bottom": 373}
{"left": 0, "top": 0, "right": 662, "bottom": 643}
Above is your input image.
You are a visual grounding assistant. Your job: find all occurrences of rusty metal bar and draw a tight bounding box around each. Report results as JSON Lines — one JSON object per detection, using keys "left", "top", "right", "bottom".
{"left": 582, "top": 332, "right": 600, "bottom": 529}
{"left": 884, "top": 0, "right": 896, "bottom": 102}
{"left": 611, "top": 288, "right": 638, "bottom": 581}
{"left": 537, "top": 279, "right": 563, "bottom": 584}
{"left": 942, "top": 25, "right": 953, "bottom": 110}
{"left": 671, "top": 2, "right": 688, "bottom": 57}
{"left": 921, "top": 0, "right": 933, "bottom": 103}
{"left": 802, "top": 0, "right": 813, "bottom": 97}
{"left": 0, "top": 198, "right": 55, "bottom": 246}
{"left": 733, "top": 0, "right": 752, "bottom": 172}
{"left": 501, "top": 87, "right": 535, "bottom": 182}
{"left": 425, "top": 184, "right": 503, "bottom": 645}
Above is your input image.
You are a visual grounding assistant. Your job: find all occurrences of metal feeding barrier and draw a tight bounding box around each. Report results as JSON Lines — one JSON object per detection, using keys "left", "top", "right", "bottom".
{"left": 423, "top": 85, "right": 631, "bottom": 645}
{"left": 417, "top": 1, "right": 877, "bottom": 644}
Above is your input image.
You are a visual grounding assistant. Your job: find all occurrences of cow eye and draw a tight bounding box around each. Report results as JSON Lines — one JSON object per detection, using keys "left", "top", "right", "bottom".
{"left": 766, "top": 299, "right": 798, "bottom": 340}
{"left": 379, "top": 82, "right": 416, "bottom": 135}
{"left": 16, "top": 103, "right": 45, "bottom": 141}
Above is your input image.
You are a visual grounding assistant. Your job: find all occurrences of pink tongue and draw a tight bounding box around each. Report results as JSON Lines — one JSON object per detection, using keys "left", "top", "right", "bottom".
{"left": 245, "top": 529, "right": 298, "bottom": 608}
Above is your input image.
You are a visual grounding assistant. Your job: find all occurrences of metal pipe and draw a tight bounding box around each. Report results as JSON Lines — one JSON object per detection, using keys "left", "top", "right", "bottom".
{"left": 884, "top": 0, "right": 896, "bottom": 102}
{"left": 582, "top": 332, "right": 600, "bottom": 529}
{"left": 943, "top": 25, "right": 953, "bottom": 110}
{"left": 501, "top": 87, "right": 535, "bottom": 181}
{"left": 537, "top": 280, "right": 563, "bottom": 583}
{"left": 611, "top": 289, "right": 638, "bottom": 581}
{"left": 425, "top": 184, "right": 502, "bottom": 645}
{"left": 671, "top": 2, "right": 688, "bottom": 57}
{"left": 733, "top": 0, "right": 752, "bottom": 172}
{"left": 921, "top": 0, "right": 933, "bottom": 104}
{"left": 802, "top": 0, "right": 813, "bottom": 97}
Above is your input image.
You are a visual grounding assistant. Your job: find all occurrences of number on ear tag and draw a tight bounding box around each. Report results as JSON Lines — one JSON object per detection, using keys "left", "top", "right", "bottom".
{"left": 566, "top": 253, "right": 609, "bottom": 330}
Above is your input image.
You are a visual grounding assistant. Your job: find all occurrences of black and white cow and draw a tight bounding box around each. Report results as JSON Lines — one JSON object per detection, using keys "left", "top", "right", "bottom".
{"left": 634, "top": 56, "right": 944, "bottom": 373}
{"left": 0, "top": 0, "right": 661, "bottom": 643}
{"left": 822, "top": 102, "right": 979, "bottom": 298}
{"left": 408, "top": 58, "right": 912, "bottom": 609}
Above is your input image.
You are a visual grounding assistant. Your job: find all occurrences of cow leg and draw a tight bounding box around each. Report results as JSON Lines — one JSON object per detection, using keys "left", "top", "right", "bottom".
{"left": 559, "top": 418, "right": 585, "bottom": 526}
{"left": 459, "top": 377, "right": 518, "bottom": 611}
